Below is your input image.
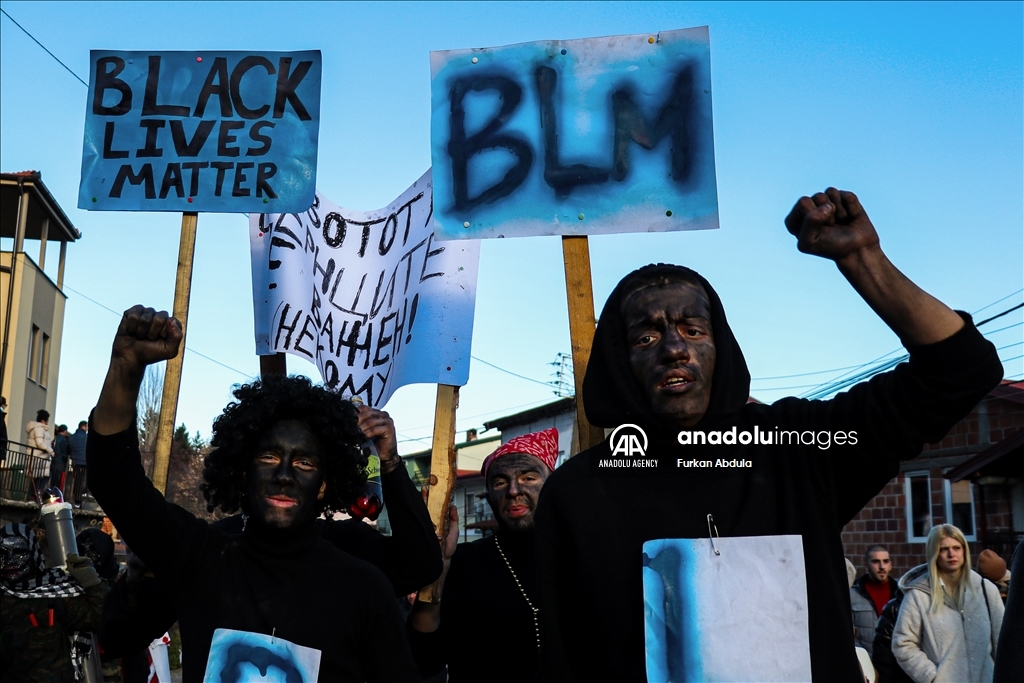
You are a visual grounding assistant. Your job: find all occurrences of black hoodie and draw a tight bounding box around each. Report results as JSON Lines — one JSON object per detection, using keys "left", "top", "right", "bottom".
{"left": 534, "top": 264, "right": 1002, "bottom": 683}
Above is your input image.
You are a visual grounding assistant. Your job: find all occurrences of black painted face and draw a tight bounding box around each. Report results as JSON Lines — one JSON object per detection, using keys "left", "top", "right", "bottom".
{"left": 246, "top": 420, "right": 326, "bottom": 531}
{"left": 623, "top": 282, "right": 716, "bottom": 428}
{"left": 485, "top": 453, "right": 550, "bottom": 533}
{"left": 1, "top": 535, "right": 33, "bottom": 584}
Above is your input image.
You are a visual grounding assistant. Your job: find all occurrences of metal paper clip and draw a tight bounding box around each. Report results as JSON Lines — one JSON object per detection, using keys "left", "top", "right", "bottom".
{"left": 707, "top": 513, "right": 721, "bottom": 556}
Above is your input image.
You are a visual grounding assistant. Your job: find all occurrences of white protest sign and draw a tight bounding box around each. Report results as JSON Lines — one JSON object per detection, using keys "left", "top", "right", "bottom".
{"left": 250, "top": 169, "right": 480, "bottom": 407}
{"left": 205, "top": 628, "right": 321, "bottom": 681}
{"left": 643, "top": 535, "right": 812, "bottom": 682}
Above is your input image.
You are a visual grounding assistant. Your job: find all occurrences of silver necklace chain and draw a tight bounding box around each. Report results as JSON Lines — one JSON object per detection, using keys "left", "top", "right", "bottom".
{"left": 494, "top": 535, "right": 540, "bottom": 650}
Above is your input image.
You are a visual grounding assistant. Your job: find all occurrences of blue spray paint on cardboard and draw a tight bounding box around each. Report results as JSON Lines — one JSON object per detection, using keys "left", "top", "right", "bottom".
{"left": 79, "top": 50, "right": 321, "bottom": 213}
{"left": 430, "top": 27, "right": 718, "bottom": 240}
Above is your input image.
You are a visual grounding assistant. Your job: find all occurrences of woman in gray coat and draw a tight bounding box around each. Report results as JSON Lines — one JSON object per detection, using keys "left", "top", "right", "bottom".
{"left": 892, "top": 524, "right": 1004, "bottom": 683}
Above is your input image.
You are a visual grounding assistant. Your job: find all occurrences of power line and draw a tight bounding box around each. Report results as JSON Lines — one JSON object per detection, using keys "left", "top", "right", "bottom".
{"left": 985, "top": 321, "right": 1023, "bottom": 336}
{"left": 797, "top": 318, "right": 1022, "bottom": 400}
{"left": 471, "top": 355, "right": 553, "bottom": 389}
{"left": 972, "top": 288, "right": 1024, "bottom": 316}
{"left": 63, "top": 283, "right": 254, "bottom": 379}
{"left": 791, "top": 298, "right": 1023, "bottom": 399}
{"left": 751, "top": 363, "right": 869, "bottom": 382}
{"left": 63, "top": 284, "right": 122, "bottom": 317}
{"left": 0, "top": 8, "right": 88, "bottom": 88}
{"left": 183, "top": 348, "right": 255, "bottom": 380}
{"left": 396, "top": 396, "right": 563, "bottom": 440}
{"left": 977, "top": 303, "right": 1023, "bottom": 327}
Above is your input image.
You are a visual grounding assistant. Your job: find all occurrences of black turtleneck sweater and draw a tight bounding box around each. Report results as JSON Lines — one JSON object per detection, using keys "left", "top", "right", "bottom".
{"left": 87, "top": 426, "right": 420, "bottom": 683}
{"left": 98, "top": 462, "right": 441, "bottom": 661}
{"left": 407, "top": 530, "right": 538, "bottom": 682}
{"left": 535, "top": 265, "right": 1004, "bottom": 683}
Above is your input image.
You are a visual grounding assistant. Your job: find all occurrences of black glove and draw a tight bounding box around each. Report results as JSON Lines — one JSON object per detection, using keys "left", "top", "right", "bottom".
{"left": 66, "top": 553, "right": 102, "bottom": 588}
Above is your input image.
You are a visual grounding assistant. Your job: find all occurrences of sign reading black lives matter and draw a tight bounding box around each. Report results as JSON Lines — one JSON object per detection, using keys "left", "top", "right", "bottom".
{"left": 79, "top": 50, "right": 321, "bottom": 212}
{"left": 250, "top": 170, "right": 481, "bottom": 408}
{"left": 429, "top": 27, "right": 718, "bottom": 240}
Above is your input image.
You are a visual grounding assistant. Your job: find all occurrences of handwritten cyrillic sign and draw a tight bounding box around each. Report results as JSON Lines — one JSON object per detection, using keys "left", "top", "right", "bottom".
{"left": 250, "top": 170, "right": 480, "bottom": 407}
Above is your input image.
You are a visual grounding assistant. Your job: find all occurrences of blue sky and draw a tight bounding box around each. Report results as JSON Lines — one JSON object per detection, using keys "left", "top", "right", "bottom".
{"left": 1, "top": 1, "right": 1021, "bottom": 452}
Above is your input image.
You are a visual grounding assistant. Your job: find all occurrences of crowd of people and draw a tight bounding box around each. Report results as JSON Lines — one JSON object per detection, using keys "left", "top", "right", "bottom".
{"left": 0, "top": 397, "right": 91, "bottom": 506}
{"left": 850, "top": 533, "right": 1012, "bottom": 683}
{"left": 2, "top": 188, "right": 1022, "bottom": 682}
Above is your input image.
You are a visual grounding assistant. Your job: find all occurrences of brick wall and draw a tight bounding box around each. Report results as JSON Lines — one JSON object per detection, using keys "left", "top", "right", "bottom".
{"left": 841, "top": 478, "right": 921, "bottom": 573}
{"left": 842, "top": 392, "right": 1024, "bottom": 579}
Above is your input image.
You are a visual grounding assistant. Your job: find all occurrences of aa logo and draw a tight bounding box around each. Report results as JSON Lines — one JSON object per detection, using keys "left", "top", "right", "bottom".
{"left": 609, "top": 424, "right": 648, "bottom": 457}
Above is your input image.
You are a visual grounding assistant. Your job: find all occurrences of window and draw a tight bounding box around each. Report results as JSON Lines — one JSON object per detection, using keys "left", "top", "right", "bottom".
{"left": 944, "top": 478, "right": 976, "bottom": 541}
{"left": 27, "top": 325, "right": 40, "bottom": 382}
{"left": 38, "top": 333, "right": 50, "bottom": 387}
{"left": 905, "top": 471, "right": 931, "bottom": 542}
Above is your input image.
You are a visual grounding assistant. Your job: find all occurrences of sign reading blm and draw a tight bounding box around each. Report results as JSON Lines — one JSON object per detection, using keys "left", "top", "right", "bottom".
{"left": 79, "top": 50, "right": 321, "bottom": 213}
{"left": 429, "top": 27, "right": 718, "bottom": 241}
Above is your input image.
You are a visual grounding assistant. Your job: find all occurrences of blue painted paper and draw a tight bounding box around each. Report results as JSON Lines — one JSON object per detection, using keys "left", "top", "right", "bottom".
{"left": 429, "top": 27, "right": 718, "bottom": 240}
{"left": 204, "top": 628, "right": 320, "bottom": 682}
{"left": 642, "top": 536, "right": 811, "bottom": 682}
{"left": 79, "top": 50, "right": 321, "bottom": 213}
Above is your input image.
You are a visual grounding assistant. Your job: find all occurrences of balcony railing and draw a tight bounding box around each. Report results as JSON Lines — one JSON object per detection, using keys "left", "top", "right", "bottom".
{"left": 1, "top": 441, "right": 87, "bottom": 505}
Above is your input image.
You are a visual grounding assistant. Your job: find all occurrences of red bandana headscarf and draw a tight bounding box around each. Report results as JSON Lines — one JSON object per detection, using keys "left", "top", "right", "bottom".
{"left": 481, "top": 428, "right": 559, "bottom": 479}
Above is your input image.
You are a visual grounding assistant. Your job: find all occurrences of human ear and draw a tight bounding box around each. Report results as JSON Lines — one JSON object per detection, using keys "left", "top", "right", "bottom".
{"left": 317, "top": 481, "right": 326, "bottom": 501}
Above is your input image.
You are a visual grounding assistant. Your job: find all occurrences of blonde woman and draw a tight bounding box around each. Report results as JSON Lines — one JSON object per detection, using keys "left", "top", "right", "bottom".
{"left": 892, "top": 525, "right": 1004, "bottom": 683}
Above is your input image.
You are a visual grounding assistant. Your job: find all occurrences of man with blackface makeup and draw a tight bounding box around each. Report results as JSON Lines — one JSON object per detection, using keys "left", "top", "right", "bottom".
{"left": 96, "top": 403, "right": 441, "bottom": 664}
{"left": 407, "top": 429, "right": 558, "bottom": 682}
{"left": 534, "top": 189, "right": 1004, "bottom": 682}
{"left": 87, "top": 305, "right": 421, "bottom": 682}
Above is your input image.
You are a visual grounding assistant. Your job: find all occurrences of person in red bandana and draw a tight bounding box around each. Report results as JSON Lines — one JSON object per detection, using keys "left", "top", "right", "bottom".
{"left": 407, "top": 428, "right": 558, "bottom": 683}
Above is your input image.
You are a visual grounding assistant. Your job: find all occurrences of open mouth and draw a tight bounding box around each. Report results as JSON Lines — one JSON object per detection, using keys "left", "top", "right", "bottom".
{"left": 659, "top": 372, "right": 696, "bottom": 392}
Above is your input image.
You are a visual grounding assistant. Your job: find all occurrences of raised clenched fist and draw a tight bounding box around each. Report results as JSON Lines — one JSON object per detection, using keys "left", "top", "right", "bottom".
{"left": 111, "top": 305, "right": 183, "bottom": 369}
{"left": 785, "top": 188, "right": 880, "bottom": 264}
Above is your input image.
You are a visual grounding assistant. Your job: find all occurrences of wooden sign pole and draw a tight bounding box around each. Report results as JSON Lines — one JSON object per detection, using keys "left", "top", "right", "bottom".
{"left": 561, "top": 235, "right": 604, "bottom": 455}
{"left": 152, "top": 212, "right": 198, "bottom": 495}
{"left": 419, "top": 383, "right": 460, "bottom": 603}
{"left": 259, "top": 352, "right": 287, "bottom": 378}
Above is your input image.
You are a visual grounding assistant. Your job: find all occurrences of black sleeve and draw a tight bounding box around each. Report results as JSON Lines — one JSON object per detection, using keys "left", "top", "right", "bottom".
{"left": 97, "top": 573, "right": 177, "bottom": 661}
{"left": 774, "top": 314, "right": 1003, "bottom": 526}
{"left": 87, "top": 424, "right": 213, "bottom": 582}
{"left": 405, "top": 622, "right": 446, "bottom": 679}
{"left": 322, "top": 465, "right": 441, "bottom": 596}
{"left": 356, "top": 564, "right": 424, "bottom": 683}
{"left": 404, "top": 545, "right": 475, "bottom": 679}
{"left": 994, "top": 539, "right": 1024, "bottom": 683}
{"left": 535, "top": 475, "right": 583, "bottom": 683}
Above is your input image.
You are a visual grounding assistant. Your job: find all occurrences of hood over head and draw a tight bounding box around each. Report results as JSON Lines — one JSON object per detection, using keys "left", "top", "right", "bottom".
{"left": 898, "top": 564, "right": 931, "bottom": 593}
{"left": 583, "top": 264, "right": 750, "bottom": 431}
